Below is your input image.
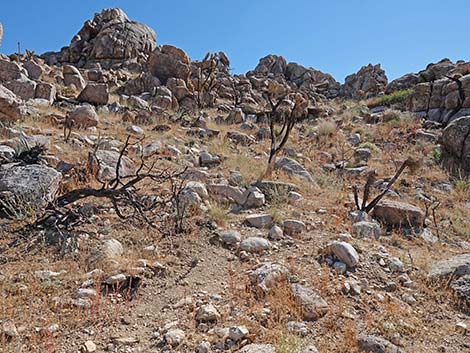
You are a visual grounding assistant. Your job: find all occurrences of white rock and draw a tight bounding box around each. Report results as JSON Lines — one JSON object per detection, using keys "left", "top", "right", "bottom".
{"left": 330, "top": 241, "right": 359, "bottom": 268}
{"left": 165, "top": 328, "right": 185, "bottom": 347}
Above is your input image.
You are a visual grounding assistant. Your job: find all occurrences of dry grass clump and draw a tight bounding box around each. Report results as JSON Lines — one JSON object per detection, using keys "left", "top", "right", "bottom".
{"left": 316, "top": 120, "right": 338, "bottom": 136}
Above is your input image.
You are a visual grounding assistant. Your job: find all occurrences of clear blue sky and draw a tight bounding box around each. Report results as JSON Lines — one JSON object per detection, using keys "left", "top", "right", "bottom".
{"left": 1, "top": 0, "right": 469, "bottom": 82}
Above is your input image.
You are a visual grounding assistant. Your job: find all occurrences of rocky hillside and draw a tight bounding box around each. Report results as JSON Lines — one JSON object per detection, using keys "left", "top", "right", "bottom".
{"left": 0, "top": 8, "right": 469, "bottom": 353}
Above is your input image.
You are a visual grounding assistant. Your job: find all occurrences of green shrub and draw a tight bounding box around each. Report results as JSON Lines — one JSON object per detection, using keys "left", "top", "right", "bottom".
{"left": 367, "top": 89, "right": 412, "bottom": 108}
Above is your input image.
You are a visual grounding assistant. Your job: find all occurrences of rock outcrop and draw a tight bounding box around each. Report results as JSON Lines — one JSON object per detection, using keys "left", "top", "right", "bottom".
{"left": 0, "top": 85, "right": 23, "bottom": 123}
{"left": 440, "top": 116, "right": 470, "bottom": 176}
{"left": 49, "top": 8, "right": 156, "bottom": 68}
{"left": 148, "top": 45, "right": 191, "bottom": 84}
{"left": 248, "top": 54, "right": 340, "bottom": 98}
{"left": 341, "top": 64, "right": 388, "bottom": 99}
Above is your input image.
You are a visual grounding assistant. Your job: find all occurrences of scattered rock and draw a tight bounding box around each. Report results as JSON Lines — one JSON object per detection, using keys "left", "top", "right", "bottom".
{"left": 291, "top": 283, "right": 329, "bottom": 321}
{"left": 240, "top": 237, "right": 272, "bottom": 253}
{"left": 372, "top": 199, "right": 425, "bottom": 228}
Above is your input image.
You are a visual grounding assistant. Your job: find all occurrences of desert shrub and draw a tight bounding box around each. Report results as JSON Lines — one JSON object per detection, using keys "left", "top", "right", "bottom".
{"left": 366, "top": 89, "right": 412, "bottom": 108}
{"left": 316, "top": 119, "right": 338, "bottom": 136}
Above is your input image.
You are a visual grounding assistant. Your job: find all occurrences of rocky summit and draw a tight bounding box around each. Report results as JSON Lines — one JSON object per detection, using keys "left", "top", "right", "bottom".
{"left": 0, "top": 7, "right": 469, "bottom": 353}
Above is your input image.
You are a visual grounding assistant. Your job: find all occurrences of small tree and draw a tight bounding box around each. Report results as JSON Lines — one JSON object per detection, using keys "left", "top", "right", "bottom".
{"left": 257, "top": 82, "right": 309, "bottom": 182}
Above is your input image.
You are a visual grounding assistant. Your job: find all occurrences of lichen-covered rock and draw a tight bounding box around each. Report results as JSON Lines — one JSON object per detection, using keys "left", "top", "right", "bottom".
{"left": 0, "top": 164, "right": 62, "bottom": 214}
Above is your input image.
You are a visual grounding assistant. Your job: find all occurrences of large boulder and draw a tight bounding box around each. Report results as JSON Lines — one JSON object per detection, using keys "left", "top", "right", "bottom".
{"left": 57, "top": 8, "right": 156, "bottom": 67}
{"left": 89, "top": 150, "right": 135, "bottom": 181}
{"left": 68, "top": 104, "right": 99, "bottom": 128}
{"left": 63, "top": 65, "right": 86, "bottom": 90}
{"left": 275, "top": 157, "right": 315, "bottom": 183}
{"left": 4, "top": 76, "right": 37, "bottom": 100}
{"left": 440, "top": 116, "right": 470, "bottom": 176}
{"left": 0, "top": 59, "right": 24, "bottom": 82}
{"left": 148, "top": 45, "right": 191, "bottom": 84}
{"left": 78, "top": 83, "right": 109, "bottom": 105}
{"left": 372, "top": 200, "right": 425, "bottom": 228}
{"left": 429, "top": 254, "right": 470, "bottom": 280}
{"left": 0, "top": 85, "right": 23, "bottom": 123}
{"left": 0, "top": 164, "right": 62, "bottom": 215}
{"left": 341, "top": 64, "right": 388, "bottom": 99}
{"left": 250, "top": 54, "right": 340, "bottom": 97}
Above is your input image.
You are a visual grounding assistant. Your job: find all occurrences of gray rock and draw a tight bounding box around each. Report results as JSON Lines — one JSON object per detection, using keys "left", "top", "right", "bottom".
{"left": 78, "top": 83, "right": 109, "bottom": 105}
{"left": 429, "top": 253, "right": 470, "bottom": 279}
{"left": 63, "top": 65, "right": 86, "bottom": 90}
{"left": 372, "top": 199, "right": 425, "bottom": 227}
{"left": 291, "top": 283, "right": 328, "bottom": 321}
{"left": 0, "top": 164, "right": 61, "bottom": 214}
{"left": 330, "top": 241, "right": 359, "bottom": 268}
{"left": 245, "top": 214, "right": 273, "bottom": 229}
{"left": 249, "top": 262, "right": 290, "bottom": 295}
{"left": 0, "top": 85, "right": 23, "bottom": 123}
{"left": 89, "top": 150, "right": 135, "bottom": 181}
{"left": 268, "top": 225, "right": 284, "bottom": 240}
{"left": 89, "top": 238, "right": 124, "bottom": 265}
{"left": 196, "top": 304, "right": 220, "bottom": 322}
{"left": 357, "top": 334, "right": 404, "bottom": 353}
{"left": 0, "top": 145, "right": 16, "bottom": 162}
{"left": 275, "top": 157, "right": 315, "bottom": 183}
{"left": 165, "top": 328, "right": 185, "bottom": 347}
{"left": 441, "top": 116, "right": 470, "bottom": 176}
{"left": 4, "top": 76, "right": 37, "bottom": 100}
{"left": 199, "top": 151, "right": 220, "bottom": 167}
{"left": 287, "top": 321, "right": 308, "bottom": 336}
{"left": 283, "top": 219, "right": 306, "bottom": 236}
{"left": 240, "top": 237, "right": 271, "bottom": 253}
{"left": 219, "top": 230, "right": 242, "bottom": 245}
{"left": 352, "top": 221, "right": 381, "bottom": 239}
{"left": 149, "top": 45, "right": 190, "bottom": 84}
{"left": 68, "top": 104, "right": 99, "bottom": 128}
{"left": 287, "top": 191, "right": 304, "bottom": 204}
{"left": 60, "top": 8, "right": 156, "bottom": 68}
{"left": 228, "top": 326, "right": 249, "bottom": 341}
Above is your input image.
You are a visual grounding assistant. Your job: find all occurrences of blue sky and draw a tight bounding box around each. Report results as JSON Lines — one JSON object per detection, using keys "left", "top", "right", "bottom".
{"left": 1, "top": 0, "right": 469, "bottom": 82}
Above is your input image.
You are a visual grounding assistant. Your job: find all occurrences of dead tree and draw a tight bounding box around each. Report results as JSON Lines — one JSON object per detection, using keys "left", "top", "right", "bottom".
{"left": 39, "top": 136, "right": 188, "bottom": 236}
{"left": 192, "top": 54, "right": 221, "bottom": 109}
{"left": 353, "top": 157, "right": 421, "bottom": 213}
{"left": 257, "top": 83, "right": 309, "bottom": 182}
